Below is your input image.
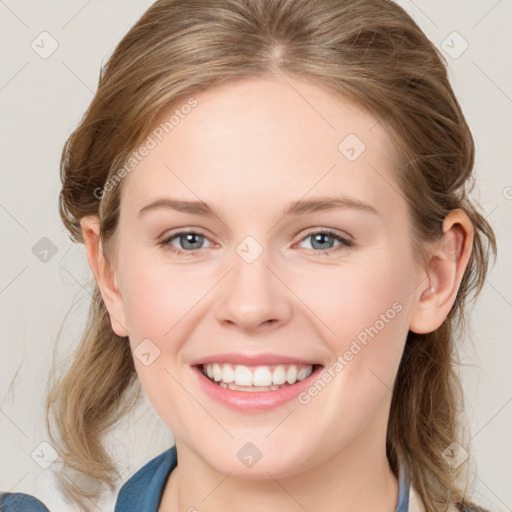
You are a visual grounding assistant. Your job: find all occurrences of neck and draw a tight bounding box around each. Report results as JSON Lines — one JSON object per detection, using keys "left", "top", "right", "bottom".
{"left": 159, "top": 428, "right": 399, "bottom": 512}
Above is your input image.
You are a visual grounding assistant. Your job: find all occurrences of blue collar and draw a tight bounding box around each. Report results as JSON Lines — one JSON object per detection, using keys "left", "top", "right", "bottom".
{"left": 115, "top": 446, "right": 410, "bottom": 512}
{"left": 396, "top": 455, "right": 411, "bottom": 511}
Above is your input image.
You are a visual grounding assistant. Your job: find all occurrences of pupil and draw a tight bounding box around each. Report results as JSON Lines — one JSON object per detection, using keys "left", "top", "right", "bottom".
{"left": 312, "top": 233, "right": 333, "bottom": 250}
{"left": 183, "top": 233, "right": 202, "bottom": 250}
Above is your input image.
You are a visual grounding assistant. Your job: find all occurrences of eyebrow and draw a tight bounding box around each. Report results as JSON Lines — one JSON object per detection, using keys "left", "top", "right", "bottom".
{"left": 137, "top": 195, "right": 379, "bottom": 218}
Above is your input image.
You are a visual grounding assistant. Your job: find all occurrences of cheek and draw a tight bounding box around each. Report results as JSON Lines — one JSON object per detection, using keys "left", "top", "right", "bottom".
{"left": 117, "top": 258, "right": 209, "bottom": 432}
{"left": 120, "top": 257, "right": 209, "bottom": 342}
{"left": 301, "top": 252, "right": 410, "bottom": 339}
{"left": 297, "top": 249, "right": 412, "bottom": 389}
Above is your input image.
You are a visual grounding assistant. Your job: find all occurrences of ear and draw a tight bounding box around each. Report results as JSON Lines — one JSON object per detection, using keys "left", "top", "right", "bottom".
{"left": 409, "top": 209, "right": 474, "bottom": 334}
{"left": 80, "top": 215, "right": 129, "bottom": 337}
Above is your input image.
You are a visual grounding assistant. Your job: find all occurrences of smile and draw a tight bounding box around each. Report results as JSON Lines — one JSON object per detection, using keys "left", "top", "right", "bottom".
{"left": 201, "top": 363, "right": 315, "bottom": 391}
{"left": 193, "top": 358, "right": 324, "bottom": 412}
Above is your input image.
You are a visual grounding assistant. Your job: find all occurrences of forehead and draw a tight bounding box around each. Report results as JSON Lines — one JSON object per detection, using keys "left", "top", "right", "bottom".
{"left": 120, "top": 75, "right": 403, "bottom": 221}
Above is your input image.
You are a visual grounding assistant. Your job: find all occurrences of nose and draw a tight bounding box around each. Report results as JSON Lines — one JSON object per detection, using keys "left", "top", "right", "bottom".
{"left": 214, "top": 244, "right": 293, "bottom": 334}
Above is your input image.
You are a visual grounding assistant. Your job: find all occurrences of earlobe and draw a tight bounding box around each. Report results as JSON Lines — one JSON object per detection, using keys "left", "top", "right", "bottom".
{"left": 79, "top": 215, "right": 129, "bottom": 337}
{"left": 409, "top": 209, "right": 474, "bottom": 334}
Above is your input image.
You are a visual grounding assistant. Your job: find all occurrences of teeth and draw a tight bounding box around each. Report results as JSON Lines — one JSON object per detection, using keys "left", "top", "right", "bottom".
{"left": 202, "top": 363, "right": 314, "bottom": 388}
{"left": 286, "top": 365, "right": 297, "bottom": 384}
{"left": 222, "top": 364, "right": 235, "bottom": 383}
{"left": 297, "top": 366, "right": 310, "bottom": 381}
{"left": 212, "top": 363, "right": 223, "bottom": 382}
{"left": 252, "top": 366, "right": 272, "bottom": 387}
{"left": 234, "top": 365, "right": 253, "bottom": 386}
{"left": 272, "top": 365, "right": 287, "bottom": 385}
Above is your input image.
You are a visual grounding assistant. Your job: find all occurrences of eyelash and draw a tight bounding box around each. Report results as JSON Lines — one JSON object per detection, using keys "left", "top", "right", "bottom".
{"left": 158, "top": 228, "right": 354, "bottom": 256}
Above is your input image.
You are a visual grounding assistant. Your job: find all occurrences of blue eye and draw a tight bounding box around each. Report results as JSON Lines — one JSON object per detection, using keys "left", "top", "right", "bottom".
{"left": 160, "top": 231, "right": 212, "bottom": 255}
{"left": 159, "top": 229, "right": 353, "bottom": 256}
{"left": 298, "top": 229, "right": 353, "bottom": 252}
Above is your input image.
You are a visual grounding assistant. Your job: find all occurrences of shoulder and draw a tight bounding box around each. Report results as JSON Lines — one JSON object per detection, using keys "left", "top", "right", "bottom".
{"left": 114, "top": 446, "right": 177, "bottom": 512}
{"left": 0, "top": 492, "right": 50, "bottom": 511}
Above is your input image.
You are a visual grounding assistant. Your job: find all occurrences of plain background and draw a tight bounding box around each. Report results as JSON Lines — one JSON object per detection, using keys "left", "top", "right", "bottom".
{"left": 0, "top": 1, "right": 511, "bottom": 511}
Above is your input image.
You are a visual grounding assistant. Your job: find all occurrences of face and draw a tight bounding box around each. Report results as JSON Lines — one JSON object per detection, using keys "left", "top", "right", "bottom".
{"left": 112, "top": 75, "right": 424, "bottom": 477}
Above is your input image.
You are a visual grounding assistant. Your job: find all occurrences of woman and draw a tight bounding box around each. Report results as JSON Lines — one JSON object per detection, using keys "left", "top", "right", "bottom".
{"left": 0, "top": 0, "right": 497, "bottom": 510}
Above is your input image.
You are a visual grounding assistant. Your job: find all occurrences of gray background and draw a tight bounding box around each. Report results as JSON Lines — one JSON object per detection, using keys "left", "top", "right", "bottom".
{"left": 0, "top": 1, "right": 511, "bottom": 510}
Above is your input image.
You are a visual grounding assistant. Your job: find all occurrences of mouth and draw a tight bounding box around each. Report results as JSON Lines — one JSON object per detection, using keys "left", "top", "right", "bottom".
{"left": 199, "top": 363, "right": 320, "bottom": 392}
{"left": 199, "top": 362, "right": 321, "bottom": 392}
{"left": 192, "top": 357, "right": 324, "bottom": 412}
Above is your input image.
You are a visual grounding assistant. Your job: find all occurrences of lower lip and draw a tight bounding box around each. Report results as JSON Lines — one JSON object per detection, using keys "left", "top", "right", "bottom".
{"left": 193, "top": 365, "right": 323, "bottom": 412}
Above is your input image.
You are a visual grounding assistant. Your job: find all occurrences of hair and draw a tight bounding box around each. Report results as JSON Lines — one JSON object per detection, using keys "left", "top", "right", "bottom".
{"left": 46, "top": 0, "right": 497, "bottom": 510}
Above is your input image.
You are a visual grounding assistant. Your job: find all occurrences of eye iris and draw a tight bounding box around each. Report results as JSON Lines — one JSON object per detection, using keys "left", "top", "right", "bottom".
{"left": 180, "top": 233, "right": 203, "bottom": 250}
{"left": 311, "top": 233, "right": 335, "bottom": 250}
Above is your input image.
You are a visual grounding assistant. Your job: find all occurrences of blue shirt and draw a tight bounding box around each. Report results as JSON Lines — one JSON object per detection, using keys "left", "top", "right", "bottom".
{"left": 1, "top": 446, "right": 410, "bottom": 511}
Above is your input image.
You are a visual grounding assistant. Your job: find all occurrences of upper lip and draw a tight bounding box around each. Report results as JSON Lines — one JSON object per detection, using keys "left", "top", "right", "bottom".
{"left": 190, "top": 353, "right": 323, "bottom": 367}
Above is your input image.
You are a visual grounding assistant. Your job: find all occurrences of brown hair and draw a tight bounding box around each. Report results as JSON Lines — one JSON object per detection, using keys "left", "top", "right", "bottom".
{"left": 47, "top": 0, "right": 497, "bottom": 510}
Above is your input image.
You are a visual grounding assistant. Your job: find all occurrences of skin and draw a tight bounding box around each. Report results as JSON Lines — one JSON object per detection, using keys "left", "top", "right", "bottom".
{"left": 81, "top": 74, "right": 473, "bottom": 512}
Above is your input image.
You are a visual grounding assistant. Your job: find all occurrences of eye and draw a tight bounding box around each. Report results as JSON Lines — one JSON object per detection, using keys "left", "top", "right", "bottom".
{"left": 159, "top": 230, "right": 213, "bottom": 255}
{"left": 158, "top": 228, "right": 354, "bottom": 256}
{"left": 297, "top": 229, "right": 353, "bottom": 253}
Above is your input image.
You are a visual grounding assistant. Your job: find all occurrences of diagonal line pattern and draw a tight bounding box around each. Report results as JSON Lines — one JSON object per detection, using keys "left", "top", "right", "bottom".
{"left": 0, "top": 265, "right": 28, "bottom": 296}
{"left": 266, "top": 471, "right": 310, "bottom": 511}
{"left": 472, "top": 471, "right": 511, "bottom": 511}
{"left": 0, "top": 202, "right": 29, "bottom": 233}
{"left": 61, "top": 60, "right": 95, "bottom": 94}
{"left": 368, "top": 367, "right": 393, "bottom": 393}
{"left": 485, "top": 280, "right": 512, "bottom": 309}
{"left": 0, "top": 408, "right": 29, "bottom": 439}
{"left": 5, "top": 472, "right": 29, "bottom": 493}
{"left": 471, "top": 0, "right": 503, "bottom": 30}
{"left": 0, "top": 62, "right": 29, "bottom": 92}
{"left": 200, "top": 470, "right": 233, "bottom": 502}
{"left": 265, "top": 410, "right": 294, "bottom": 438}
{"left": 407, "top": 0, "right": 439, "bottom": 29}
{"left": 471, "top": 61, "right": 512, "bottom": 105}
{"left": 471, "top": 396, "right": 512, "bottom": 440}
{"left": 0, "top": 1, "right": 29, "bottom": 28}
{"left": 483, "top": 204, "right": 499, "bottom": 221}
{"left": 61, "top": 0, "right": 94, "bottom": 29}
